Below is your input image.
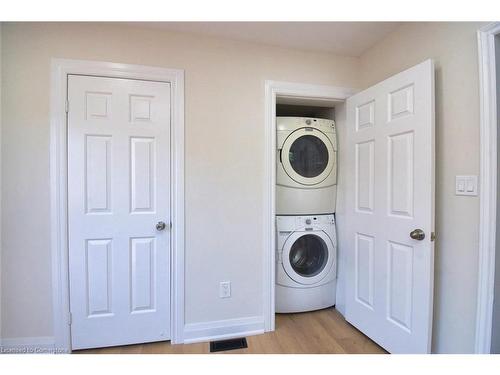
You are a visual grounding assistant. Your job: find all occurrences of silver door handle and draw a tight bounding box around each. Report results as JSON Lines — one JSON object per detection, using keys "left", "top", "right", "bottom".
{"left": 410, "top": 229, "right": 425, "bottom": 241}
{"left": 156, "top": 221, "right": 166, "bottom": 231}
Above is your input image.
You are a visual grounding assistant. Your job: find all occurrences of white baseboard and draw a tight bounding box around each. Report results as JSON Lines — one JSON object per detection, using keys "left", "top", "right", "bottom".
{"left": 0, "top": 316, "right": 265, "bottom": 351}
{"left": 183, "top": 316, "right": 265, "bottom": 344}
{"left": 0, "top": 336, "right": 64, "bottom": 354}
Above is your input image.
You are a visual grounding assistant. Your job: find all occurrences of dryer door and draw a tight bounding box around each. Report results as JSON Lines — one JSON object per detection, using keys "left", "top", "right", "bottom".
{"left": 281, "top": 128, "right": 336, "bottom": 186}
{"left": 282, "top": 231, "right": 334, "bottom": 285}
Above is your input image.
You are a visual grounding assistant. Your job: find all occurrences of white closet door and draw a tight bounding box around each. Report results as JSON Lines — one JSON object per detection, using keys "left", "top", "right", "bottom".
{"left": 68, "top": 75, "right": 171, "bottom": 350}
{"left": 345, "top": 60, "right": 435, "bottom": 353}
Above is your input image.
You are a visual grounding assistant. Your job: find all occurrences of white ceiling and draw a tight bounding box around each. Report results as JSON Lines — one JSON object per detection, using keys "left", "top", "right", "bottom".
{"left": 128, "top": 22, "right": 402, "bottom": 57}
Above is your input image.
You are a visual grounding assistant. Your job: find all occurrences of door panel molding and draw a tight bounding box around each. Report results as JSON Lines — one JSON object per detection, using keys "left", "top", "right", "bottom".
{"left": 50, "top": 59, "right": 185, "bottom": 352}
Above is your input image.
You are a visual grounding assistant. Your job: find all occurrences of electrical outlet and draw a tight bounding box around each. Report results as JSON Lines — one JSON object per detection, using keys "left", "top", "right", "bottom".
{"left": 219, "top": 281, "right": 231, "bottom": 298}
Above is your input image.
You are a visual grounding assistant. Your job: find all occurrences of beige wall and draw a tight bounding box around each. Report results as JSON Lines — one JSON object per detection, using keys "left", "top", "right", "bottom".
{"left": 359, "top": 22, "right": 487, "bottom": 353}
{"left": 0, "top": 23, "right": 361, "bottom": 339}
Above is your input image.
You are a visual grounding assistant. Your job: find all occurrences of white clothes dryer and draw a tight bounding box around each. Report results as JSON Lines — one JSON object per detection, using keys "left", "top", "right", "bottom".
{"left": 276, "top": 117, "right": 337, "bottom": 215}
{"left": 276, "top": 214, "right": 337, "bottom": 313}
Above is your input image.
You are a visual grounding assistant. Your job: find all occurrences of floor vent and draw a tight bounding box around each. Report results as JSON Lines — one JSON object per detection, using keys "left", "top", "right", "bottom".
{"left": 209, "top": 337, "right": 248, "bottom": 352}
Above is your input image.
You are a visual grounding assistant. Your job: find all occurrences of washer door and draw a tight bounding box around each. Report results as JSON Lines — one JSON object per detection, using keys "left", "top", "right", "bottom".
{"left": 282, "top": 231, "right": 334, "bottom": 285}
{"left": 281, "top": 128, "right": 335, "bottom": 186}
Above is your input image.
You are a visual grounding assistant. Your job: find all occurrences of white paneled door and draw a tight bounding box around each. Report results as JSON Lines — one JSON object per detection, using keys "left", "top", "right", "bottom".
{"left": 68, "top": 75, "right": 171, "bottom": 350}
{"left": 345, "top": 60, "right": 435, "bottom": 353}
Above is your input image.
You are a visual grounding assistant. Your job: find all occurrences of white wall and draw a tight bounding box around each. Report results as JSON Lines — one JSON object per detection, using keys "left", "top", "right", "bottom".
{"left": 491, "top": 34, "right": 500, "bottom": 354}
{"left": 333, "top": 102, "right": 348, "bottom": 316}
{"left": 359, "top": 22, "right": 487, "bottom": 353}
{"left": 0, "top": 22, "right": 362, "bottom": 341}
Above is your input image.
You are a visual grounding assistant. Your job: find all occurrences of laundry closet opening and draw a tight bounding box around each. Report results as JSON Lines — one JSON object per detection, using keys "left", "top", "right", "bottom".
{"left": 267, "top": 62, "right": 435, "bottom": 353}
{"left": 273, "top": 93, "right": 349, "bottom": 322}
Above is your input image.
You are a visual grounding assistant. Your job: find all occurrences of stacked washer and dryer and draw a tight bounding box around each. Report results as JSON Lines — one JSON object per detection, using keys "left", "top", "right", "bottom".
{"left": 276, "top": 117, "right": 338, "bottom": 313}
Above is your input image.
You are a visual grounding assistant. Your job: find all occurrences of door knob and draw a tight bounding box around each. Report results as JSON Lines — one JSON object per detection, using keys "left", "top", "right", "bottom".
{"left": 410, "top": 229, "right": 425, "bottom": 241}
{"left": 156, "top": 221, "right": 167, "bottom": 231}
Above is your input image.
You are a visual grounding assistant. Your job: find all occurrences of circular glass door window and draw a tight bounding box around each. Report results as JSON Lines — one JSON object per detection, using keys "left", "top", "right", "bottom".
{"left": 289, "top": 234, "right": 329, "bottom": 277}
{"left": 288, "top": 135, "right": 329, "bottom": 178}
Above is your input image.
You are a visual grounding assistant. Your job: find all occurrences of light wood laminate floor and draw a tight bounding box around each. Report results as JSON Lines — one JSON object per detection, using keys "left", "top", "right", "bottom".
{"left": 75, "top": 308, "right": 386, "bottom": 354}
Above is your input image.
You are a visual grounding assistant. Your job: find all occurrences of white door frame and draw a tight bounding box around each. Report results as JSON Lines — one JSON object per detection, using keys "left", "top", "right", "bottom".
{"left": 263, "top": 81, "right": 356, "bottom": 331}
{"left": 50, "top": 59, "right": 185, "bottom": 351}
{"left": 475, "top": 22, "right": 500, "bottom": 354}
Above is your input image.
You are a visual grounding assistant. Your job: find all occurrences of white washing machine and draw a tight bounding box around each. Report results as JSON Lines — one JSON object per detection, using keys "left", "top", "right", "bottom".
{"left": 276, "top": 117, "right": 337, "bottom": 215}
{"left": 276, "top": 214, "right": 337, "bottom": 313}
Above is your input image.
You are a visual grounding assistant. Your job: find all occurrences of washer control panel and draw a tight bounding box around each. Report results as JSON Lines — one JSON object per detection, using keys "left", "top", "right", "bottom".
{"left": 276, "top": 214, "right": 335, "bottom": 233}
{"left": 296, "top": 214, "right": 335, "bottom": 228}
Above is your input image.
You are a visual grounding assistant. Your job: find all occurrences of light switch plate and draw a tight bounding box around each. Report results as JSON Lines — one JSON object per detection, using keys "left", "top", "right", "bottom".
{"left": 456, "top": 175, "right": 478, "bottom": 196}
{"left": 219, "top": 281, "right": 231, "bottom": 298}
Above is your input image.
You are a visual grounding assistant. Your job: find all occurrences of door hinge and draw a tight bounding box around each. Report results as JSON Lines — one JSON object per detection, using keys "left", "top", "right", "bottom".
{"left": 170, "top": 222, "right": 172, "bottom": 229}
{"left": 68, "top": 312, "right": 73, "bottom": 325}
{"left": 431, "top": 232, "right": 436, "bottom": 242}
{"left": 277, "top": 251, "right": 283, "bottom": 264}
{"left": 65, "top": 100, "right": 69, "bottom": 113}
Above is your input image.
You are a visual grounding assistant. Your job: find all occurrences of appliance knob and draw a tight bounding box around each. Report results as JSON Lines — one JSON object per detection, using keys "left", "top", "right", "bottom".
{"left": 305, "top": 219, "right": 312, "bottom": 225}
